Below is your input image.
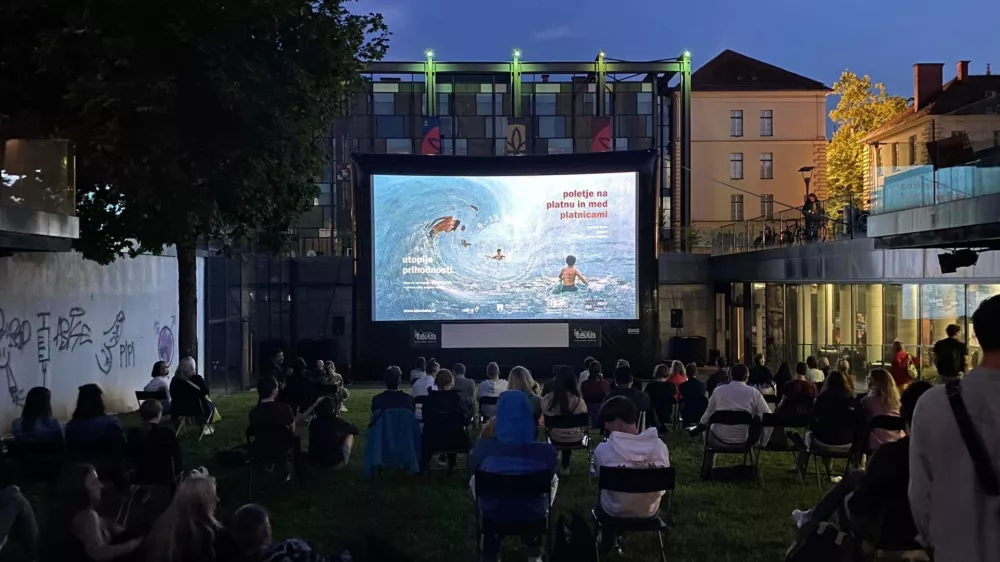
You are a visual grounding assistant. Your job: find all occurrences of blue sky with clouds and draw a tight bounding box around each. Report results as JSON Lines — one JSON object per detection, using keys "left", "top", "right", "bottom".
{"left": 361, "top": 0, "right": 1000, "bottom": 103}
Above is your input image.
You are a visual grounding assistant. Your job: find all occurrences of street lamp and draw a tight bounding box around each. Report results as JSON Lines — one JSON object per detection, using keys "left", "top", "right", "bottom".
{"left": 798, "top": 166, "right": 815, "bottom": 200}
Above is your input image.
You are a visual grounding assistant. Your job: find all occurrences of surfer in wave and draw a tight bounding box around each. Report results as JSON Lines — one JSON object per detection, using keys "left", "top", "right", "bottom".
{"left": 429, "top": 216, "right": 461, "bottom": 238}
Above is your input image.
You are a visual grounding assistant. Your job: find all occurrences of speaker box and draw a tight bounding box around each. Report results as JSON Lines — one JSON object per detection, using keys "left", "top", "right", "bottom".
{"left": 332, "top": 316, "right": 346, "bottom": 335}
{"left": 669, "top": 336, "right": 707, "bottom": 366}
{"left": 670, "top": 308, "right": 684, "bottom": 329}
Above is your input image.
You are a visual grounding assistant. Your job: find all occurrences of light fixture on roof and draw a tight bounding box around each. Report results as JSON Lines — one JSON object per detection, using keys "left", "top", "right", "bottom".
{"left": 513, "top": 49, "right": 521, "bottom": 58}
{"left": 425, "top": 49, "right": 434, "bottom": 59}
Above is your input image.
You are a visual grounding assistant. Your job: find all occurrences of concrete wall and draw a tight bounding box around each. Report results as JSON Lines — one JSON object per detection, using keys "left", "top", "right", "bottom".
{"left": 0, "top": 251, "right": 204, "bottom": 429}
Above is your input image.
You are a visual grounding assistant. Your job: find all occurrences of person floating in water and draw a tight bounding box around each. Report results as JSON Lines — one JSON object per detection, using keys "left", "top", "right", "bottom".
{"left": 429, "top": 216, "right": 461, "bottom": 238}
{"left": 558, "top": 255, "right": 588, "bottom": 292}
{"left": 487, "top": 248, "right": 506, "bottom": 261}
{"left": 461, "top": 239, "right": 471, "bottom": 248}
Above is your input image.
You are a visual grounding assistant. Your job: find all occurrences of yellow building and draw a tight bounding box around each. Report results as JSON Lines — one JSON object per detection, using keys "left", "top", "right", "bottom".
{"left": 686, "top": 50, "right": 829, "bottom": 230}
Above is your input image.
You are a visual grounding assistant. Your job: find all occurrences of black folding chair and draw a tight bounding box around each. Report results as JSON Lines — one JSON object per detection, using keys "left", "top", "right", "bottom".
{"left": 754, "top": 412, "right": 810, "bottom": 486}
{"left": 474, "top": 470, "right": 552, "bottom": 561}
{"left": 679, "top": 395, "right": 709, "bottom": 428}
{"left": 422, "top": 409, "right": 471, "bottom": 478}
{"left": 855, "top": 414, "right": 906, "bottom": 467}
{"left": 246, "top": 425, "right": 297, "bottom": 498}
{"left": 763, "top": 394, "right": 779, "bottom": 408}
{"left": 135, "top": 390, "right": 168, "bottom": 407}
{"left": 702, "top": 410, "right": 761, "bottom": 481}
{"left": 477, "top": 395, "right": 499, "bottom": 427}
{"left": 543, "top": 412, "right": 591, "bottom": 458}
{"left": 171, "top": 397, "right": 211, "bottom": 441}
{"left": 592, "top": 466, "right": 675, "bottom": 562}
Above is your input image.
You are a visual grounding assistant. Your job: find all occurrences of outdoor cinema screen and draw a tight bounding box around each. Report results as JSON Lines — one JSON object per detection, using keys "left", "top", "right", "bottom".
{"left": 370, "top": 171, "right": 638, "bottom": 321}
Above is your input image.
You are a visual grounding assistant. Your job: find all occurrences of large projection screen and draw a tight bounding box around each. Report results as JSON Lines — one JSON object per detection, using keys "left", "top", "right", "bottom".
{"left": 371, "top": 172, "right": 638, "bottom": 322}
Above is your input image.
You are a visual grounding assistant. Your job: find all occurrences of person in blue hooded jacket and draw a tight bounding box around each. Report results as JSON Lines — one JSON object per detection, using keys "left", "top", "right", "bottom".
{"left": 469, "top": 391, "right": 557, "bottom": 562}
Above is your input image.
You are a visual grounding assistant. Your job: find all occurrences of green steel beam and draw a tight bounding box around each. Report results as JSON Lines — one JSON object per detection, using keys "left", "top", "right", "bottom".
{"left": 680, "top": 50, "right": 692, "bottom": 241}
{"left": 596, "top": 52, "right": 607, "bottom": 116}
{"left": 424, "top": 52, "right": 436, "bottom": 115}
{"left": 511, "top": 52, "right": 522, "bottom": 118}
{"left": 366, "top": 60, "right": 684, "bottom": 75}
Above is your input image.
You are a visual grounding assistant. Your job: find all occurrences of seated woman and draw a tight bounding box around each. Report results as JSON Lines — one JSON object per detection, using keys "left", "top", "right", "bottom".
{"left": 507, "top": 366, "right": 542, "bottom": 422}
{"left": 170, "top": 357, "right": 216, "bottom": 435}
{"left": 127, "top": 400, "right": 183, "bottom": 486}
{"left": 144, "top": 469, "right": 239, "bottom": 562}
{"left": 323, "top": 362, "right": 350, "bottom": 412}
{"left": 644, "top": 362, "right": 680, "bottom": 426}
{"left": 64, "top": 384, "right": 125, "bottom": 448}
{"left": 143, "top": 361, "right": 172, "bottom": 414}
{"left": 795, "top": 371, "right": 859, "bottom": 478}
{"left": 0, "top": 484, "right": 40, "bottom": 559}
{"left": 422, "top": 369, "right": 472, "bottom": 472}
{"left": 12, "top": 386, "right": 63, "bottom": 442}
{"left": 307, "top": 396, "right": 359, "bottom": 469}
{"left": 470, "top": 391, "right": 557, "bottom": 562}
{"left": 541, "top": 367, "right": 588, "bottom": 475}
{"left": 861, "top": 369, "right": 904, "bottom": 454}
{"left": 41, "top": 463, "right": 142, "bottom": 562}
{"left": 232, "top": 504, "right": 331, "bottom": 562}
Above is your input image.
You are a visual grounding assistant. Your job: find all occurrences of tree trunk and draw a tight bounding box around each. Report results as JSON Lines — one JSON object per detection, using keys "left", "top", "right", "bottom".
{"left": 177, "top": 243, "right": 199, "bottom": 365}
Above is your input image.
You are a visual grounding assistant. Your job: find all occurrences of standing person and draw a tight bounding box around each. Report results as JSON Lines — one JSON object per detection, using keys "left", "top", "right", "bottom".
{"left": 592, "top": 396, "right": 670, "bottom": 554}
{"left": 605, "top": 366, "right": 660, "bottom": 431}
{"left": 451, "top": 363, "right": 476, "bottom": 411}
{"left": 805, "top": 356, "right": 825, "bottom": 384}
{"left": 889, "top": 340, "right": 916, "bottom": 389}
{"left": 541, "top": 367, "right": 588, "bottom": 475}
{"left": 410, "top": 357, "right": 428, "bottom": 385}
{"left": 802, "top": 192, "right": 823, "bottom": 241}
{"left": 861, "top": 369, "right": 904, "bottom": 452}
{"left": 932, "top": 323, "right": 968, "bottom": 382}
{"left": 705, "top": 357, "right": 730, "bottom": 397}
{"left": 144, "top": 470, "right": 239, "bottom": 562}
{"left": 144, "top": 361, "right": 172, "bottom": 413}
{"left": 910, "top": 295, "right": 1000, "bottom": 562}
{"left": 579, "top": 356, "right": 597, "bottom": 384}
{"left": 477, "top": 362, "right": 508, "bottom": 420}
{"left": 266, "top": 349, "right": 285, "bottom": 381}
{"left": 699, "top": 364, "right": 771, "bottom": 478}
{"left": 12, "top": 386, "right": 63, "bottom": 442}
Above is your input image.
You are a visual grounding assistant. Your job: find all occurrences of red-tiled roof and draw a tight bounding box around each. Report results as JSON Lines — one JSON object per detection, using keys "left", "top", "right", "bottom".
{"left": 691, "top": 49, "right": 831, "bottom": 92}
{"left": 866, "top": 75, "right": 1000, "bottom": 140}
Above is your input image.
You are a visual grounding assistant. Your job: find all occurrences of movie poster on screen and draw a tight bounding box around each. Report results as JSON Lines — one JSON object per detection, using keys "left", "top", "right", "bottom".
{"left": 569, "top": 322, "right": 602, "bottom": 347}
{"left": 409, "top": 324, "right": 441, "bottom": 348}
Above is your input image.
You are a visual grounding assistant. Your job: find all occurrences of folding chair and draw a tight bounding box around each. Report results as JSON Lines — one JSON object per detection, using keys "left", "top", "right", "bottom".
{"left": 763, "top": 393, "right": 779, "bottom": 410}
{"left": 678, "top": 395, "right": 708, "bottom": 428}
{"left": 135, "top": 390, "right": 168, "bottom": 407}
{"left": 543, "top": 412, "right": 592, "bottom": 461}
{"left": 592, "top": 466, "right": 675, "bottom": 562}
{"left": 702, "top": 410, "right": 761, "bottom": 481}
{"left": 754, "top": 412, "right": 810, "bottom": 486}
{"left": 172, "top": 397, "right": 211, "bottom": 441}
{"left": 651, "top": 394, "right": 679, "bottom": 431}
{"left": 422, "top": 409, "right": 471, "bottom": 478}
{"left": 477, "top": 395, "right": 498, "bottom": 427}
{"left": 473, "top": 470, "right": 552, "bottom": 561}
{"left": 246, "top": 425, "right": 297, "bottom": 498}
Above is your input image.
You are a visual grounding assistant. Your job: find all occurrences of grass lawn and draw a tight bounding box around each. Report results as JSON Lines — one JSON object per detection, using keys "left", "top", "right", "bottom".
{"left": 9, "top": 389, "right": 828, "bottom": 561}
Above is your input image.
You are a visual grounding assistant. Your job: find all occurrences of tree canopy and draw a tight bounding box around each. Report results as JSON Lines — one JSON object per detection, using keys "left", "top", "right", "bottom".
{"left": 827, "top": 70, "right": 908, "bottom": 203}
{"left": 1, "top": 0, "right": 389, "bottom": 356}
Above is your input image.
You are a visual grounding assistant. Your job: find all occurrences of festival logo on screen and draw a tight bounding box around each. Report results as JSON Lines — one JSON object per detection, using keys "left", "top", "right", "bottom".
{"left": 591, "top": 117, "right": 612, "bottom": 152}
{"left": 421, "top": 118, "right": 441, "bottom": 155}
{"left": 410, "top": 324, "right": 441, "bottom": 348}
{"left": 506, "top": 119, "right": 528, "bottom": 155}
{"left": 569, "top": 323, "right": 602, "bottom": 347}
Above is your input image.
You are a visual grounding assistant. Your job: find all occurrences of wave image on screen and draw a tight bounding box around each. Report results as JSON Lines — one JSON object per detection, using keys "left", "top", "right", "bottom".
{"left": 371, "top": 172, "right": 638, "bottom": 321}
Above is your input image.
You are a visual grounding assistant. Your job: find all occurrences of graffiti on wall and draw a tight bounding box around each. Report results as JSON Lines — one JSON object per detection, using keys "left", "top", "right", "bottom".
{"left": 154, "top": 316, "right": 176, "bottom": 366}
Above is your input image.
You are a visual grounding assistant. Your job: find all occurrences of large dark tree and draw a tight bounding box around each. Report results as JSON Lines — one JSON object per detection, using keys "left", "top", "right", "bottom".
{"left": 1, "top": 0, "right": 388, "bottom": 359}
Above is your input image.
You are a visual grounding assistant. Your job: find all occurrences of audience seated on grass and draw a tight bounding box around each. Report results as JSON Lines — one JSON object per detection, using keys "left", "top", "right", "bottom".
{"left": 411, "top": 359, "right": 439, "bottom": 421}
{"left": 773, "top": 361, "right": 793, "bottom": 399}
{"left": 794, "top": 371, "right": 858, "bottom": 478}
{"left": 508, "top": 366, "right": 543, "bottom": 422}
{"left": 322, "top": 362, "right": 350, "bottom": 411}
{"left": 578, "top": 356, "right": 597, "bottom": 383}
{"left": 541, "top": 366, "right": 588, "bottom": 474}
{"left": 699, "top": 363, "right": 771, "bottom": 477}
{"left": 41, "top": 463, "right": 142, "bottom": 562}
{"left": 644, "top": 362, "right": 680, "bottom": 424}
{"left": 65, "top": 383, "right": 124, "bottom": 445}
{"left": 605, "top": 366, "right": 660, "bottom": 431}
{"left": 145, "top": 468, "right": 240, "bottom": 562}
{"left": 666, "top": 360, "right": 688, "bottom": 398}
{"left": 232, "top": 503, "right": 333, "bottom": 562}
{"left": 592, "top": 396, "right": 670, "bottom": 553}
{"left": 0, "top": 484, "right": 39, "bottom": 559}
{"left": 804, "top": 356, "right": 825, "bottom": 385}
{"left": 749, "top": 354, "right": 777, "bottom": 396}
{"left": 144, "top": 361, "right": 173, "bottom": 414}
{"left": 128, "top": 399, "right": 184, "bottom": 485}
{"left": 409, "top": 356, "right": 428, "bottom": 385}
{"left": 12, "top": 386, "right": 63, "bottom": 442}
{"left": 308, "top": 396, "right": 358, "bottom": 469}
{"left": 171, "top": 357, "right": 217, "bottom": 435}
{"left": 477, "top": 362, "right": 508, "bottom": 419}
{"left": 470, "top": 391, "right": 558, "bottom": 562}
{"left": 705, "top": 357, "right": 730, "bottom": 397}
{"left": 451, "top": 362, "right": 476, "bottom": 411}
{"left": 790, "top": 382, "right": 931, "bottom": 553}
{"left": 779, "top": 362, "right": 818, "bottom": 415}
{"left": 422, "top": 369, "right": 472, "bottom": 471}
{"left": 860, "top": 369, "right": 904, "bottom": 452}
{"left": 371, "top": 366, "right": 416, "bottom": 420}
{"left": 281, "top": 358, "right": 315, "bottom": 413}
{"left": 678, "top": 365, "right": 707, "bottom": 427}
{"left": 580, "top": 361, "right": 610, "bottom": 405}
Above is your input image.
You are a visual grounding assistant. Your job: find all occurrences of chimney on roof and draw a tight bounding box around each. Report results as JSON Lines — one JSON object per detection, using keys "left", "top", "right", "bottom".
{"left": 988, "top": 63, "right": 993, "bottom": 76}
{"left": 914, "top": 63, "right": 944, "bottom": 110}
{"left": 541, "top": 74, "right": 549, "bottom": 83}
{"left": 957, "top": 60, "right": 971, "bottom": 82}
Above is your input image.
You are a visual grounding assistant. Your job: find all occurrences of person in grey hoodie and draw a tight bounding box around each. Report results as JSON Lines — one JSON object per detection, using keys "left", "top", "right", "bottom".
{"left": 592, "top": 396, "right": 670, "bottom": 553}
{"left": 452, "top": 363, "right": 476, "bottom": 411}
{"left": 477, "top": 362, "right": 508, "bottom": 419}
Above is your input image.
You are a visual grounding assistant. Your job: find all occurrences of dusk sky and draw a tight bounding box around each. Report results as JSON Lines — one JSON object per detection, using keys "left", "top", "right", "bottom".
{"left": 363, "top": 0, "right": 1000, "bottom": 121}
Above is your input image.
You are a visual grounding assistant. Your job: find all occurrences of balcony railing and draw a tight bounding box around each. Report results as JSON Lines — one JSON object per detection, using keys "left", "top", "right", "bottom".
{"left": 1, "top": 140, "right": 76, "bottom": 216}
{"left": 712, "top": 194, "right": 868, "bottom": 255}
{"left": 871, "top": 159, "right": 1000, "bottom": 214}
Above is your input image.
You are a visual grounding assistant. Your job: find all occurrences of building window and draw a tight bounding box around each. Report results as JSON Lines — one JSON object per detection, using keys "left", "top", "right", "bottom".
{"left": 547, "top": 139, "right": 573, "bottom": 154}
{"left": 495, "top": 138, "right": 506, "bottom": 155}
{"left": 729, "top": 153, "right": 744, "bottom": 180}
{"left": 637, "top": 93, "right": 653, "bottom": 114}
{"left": 760, "top": 153, "right": 773, "bottom": 179}
{"left": 437, "top": 93, "right": 451, "bottom": 115}
{"left": 761, "top": 194, "right": 774, "bottom": 219}
{"left": 730, "top": 110, "right": 743, "bottom": 137}
{"left": 476, "top": 94, "right": 494, "bottom": 116}
{"left": 760, "top": 110, "right": 773, "bottom": 137}
{"left": 455, "top": 139, "right": 468, "bottom": 156}
{"left": 534, "top": 93, "right": 557, "bottom": 115}
{"left": 537, "top": 116, "right": 565, "bottom": 138}
{"left": 375, "top": 116, "right": 405, "bottom": 137}
{"left": 386, "top": 139, "right": 412, "bottom": 154}
{"left": 730, "top": 194, "right": 744, "bottom": 221}
{"left": 440, "top": 139, "right": 454, "bottom": 155}
{"left": 876, "top": 148, "right": 883, "bottom": 176}
{"left": 891, "top": 143, "right": 899, "bottom": 170}
{"left": 908, "top": 135, "right": 917, "bottom": 165}
{"left": 614, "top": 138, "right": 628, "bottom": 151}
{"left": 373, "top": 93, "right": 394, "bottom": 115}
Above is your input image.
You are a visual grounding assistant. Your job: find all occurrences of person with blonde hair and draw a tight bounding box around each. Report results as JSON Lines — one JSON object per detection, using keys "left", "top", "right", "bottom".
{"left": 169, "top": 357, "right": 216, "bottom": 435}
{"left": 144, "top": 469, "right": 237, "bottom": 562}
{"left": 508, "top": 366, "right": 542, "bottom": 421}
{"left": 861, "top": 369, "right": 903, "bottom": 452}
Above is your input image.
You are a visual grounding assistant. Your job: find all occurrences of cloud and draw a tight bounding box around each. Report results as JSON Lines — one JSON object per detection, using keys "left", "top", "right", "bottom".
{"left": 532, "top": 26, "right": 575, "bottom": 41}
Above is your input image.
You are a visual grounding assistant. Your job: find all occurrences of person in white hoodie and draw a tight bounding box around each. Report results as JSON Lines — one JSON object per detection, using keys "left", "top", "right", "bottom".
{"left": 477, "top": 362, "right": 508, "bottom": 419}
{"left": 592, "top": 396, "right": 670, "bottom": 553}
